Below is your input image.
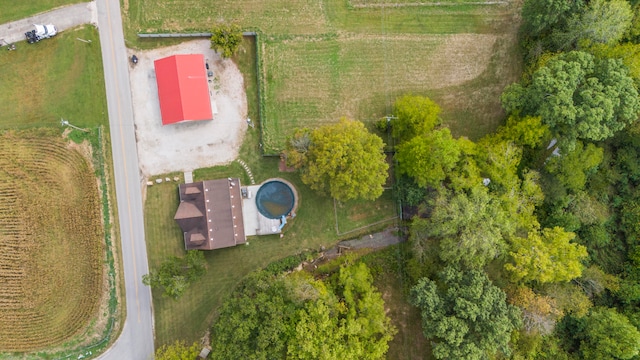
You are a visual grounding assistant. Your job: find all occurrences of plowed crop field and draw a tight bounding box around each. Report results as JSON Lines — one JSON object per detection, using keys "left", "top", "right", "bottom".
{"left": 0, "top": 130, "right": 104, "bottom": 352}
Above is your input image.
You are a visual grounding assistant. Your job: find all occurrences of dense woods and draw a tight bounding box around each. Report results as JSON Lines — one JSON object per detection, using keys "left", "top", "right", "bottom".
{"left": 391, "top": 0, "right": 640, "bottom": 357}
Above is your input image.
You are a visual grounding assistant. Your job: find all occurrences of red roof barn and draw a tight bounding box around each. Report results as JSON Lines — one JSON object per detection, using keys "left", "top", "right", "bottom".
{"left": 154, "top": 54, "right": 213, "bottom": 125}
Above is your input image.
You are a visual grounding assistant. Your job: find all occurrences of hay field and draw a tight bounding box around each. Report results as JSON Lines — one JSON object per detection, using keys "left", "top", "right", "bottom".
{"left": 0, "top": 130, "right": 105, "bottom": 352}
{"left": 127, "top": 0, "right": 329, "bottom": 35}
{"left": 261, "top": 32, "right": 500, "bottom": 152}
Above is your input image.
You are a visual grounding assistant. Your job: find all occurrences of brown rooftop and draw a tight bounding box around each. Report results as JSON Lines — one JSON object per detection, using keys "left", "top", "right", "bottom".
{"left": 174, "top": 178, "right": 246, "bottom": 250}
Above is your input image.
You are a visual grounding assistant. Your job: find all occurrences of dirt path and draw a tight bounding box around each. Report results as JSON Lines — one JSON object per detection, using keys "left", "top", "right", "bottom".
{"left": 0, "top": 2, "right": 96, "bottom": 45}
{"left": 322, "top": 227, "right": 404, "bottom": 259}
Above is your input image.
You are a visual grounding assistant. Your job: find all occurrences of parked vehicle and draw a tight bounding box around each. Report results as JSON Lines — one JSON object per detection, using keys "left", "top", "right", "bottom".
{"left": 25, "top": 24, "right": 57, "bottom": 44}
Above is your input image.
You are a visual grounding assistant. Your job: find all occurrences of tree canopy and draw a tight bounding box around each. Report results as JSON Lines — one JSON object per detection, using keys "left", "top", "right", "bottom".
{"left": 558, "top": 0, "right": 633, "bottom": 48}
{"left": 211, "top": 263, "right": 395, "bottom": 360}
{"left": 410, "top": 267, "right": 522, "bottom": 360}
{"left": 505, "top": 226, "right": 588, "bottom": 284}
{"left": 502, "top": 51, "right": 640, "bottom": 149}
{"left": 286, "top": 119, "right": 388, "bottom": 202}
{"left": 391, "top": 94, "right": 440, "bottom": 143}
{"left": 412, "top": 188, "right": 515, "bottom": 268}
{"left": 545, "top": 141, "right": 604, "bottom": 193}
{"left": 287, "top": 263, "right": 396, "bottom": 360}
{"left": 142, "top": 250, "right": 207, "bottom": 299}
{"left": 155, "top": 341, "right": 201, "bottom": 360}
{"left": 579, "top": 308, "right": 640, "bottom": 359}
{"left": 395, "top": 128, "right": 461, "bottom": 188}
{"left": 210, "top": 23, "right": 243, "bottom": 58}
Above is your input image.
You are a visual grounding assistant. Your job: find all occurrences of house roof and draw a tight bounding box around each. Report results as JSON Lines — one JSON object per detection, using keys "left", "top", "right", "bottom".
{"left": 154, "top": 54, "right": 213, "bottom": 125}
{"left": 175, "top": 178, "right": 246, "bottom": 250}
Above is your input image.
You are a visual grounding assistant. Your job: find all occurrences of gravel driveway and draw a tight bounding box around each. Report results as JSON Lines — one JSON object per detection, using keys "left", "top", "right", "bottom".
{"left": 128, "top": 40, "right": 248, "bottom": 176}
{"left": 0, "top": 2, "right": 96, "bottom": 45}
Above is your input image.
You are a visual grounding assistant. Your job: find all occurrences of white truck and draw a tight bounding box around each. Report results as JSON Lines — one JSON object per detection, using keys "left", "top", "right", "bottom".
{"left": 25, "top": 24, "right": 57, "bottom": 44}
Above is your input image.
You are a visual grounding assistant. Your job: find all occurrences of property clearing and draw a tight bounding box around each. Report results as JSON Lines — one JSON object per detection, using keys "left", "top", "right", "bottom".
{"left": 0, "top": 130, "right": 105, "bottom": 352}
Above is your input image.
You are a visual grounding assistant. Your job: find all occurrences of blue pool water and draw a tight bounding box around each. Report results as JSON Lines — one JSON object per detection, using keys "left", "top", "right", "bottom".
{"left": 255, "top": 180, "right": 295, "bottom": 219}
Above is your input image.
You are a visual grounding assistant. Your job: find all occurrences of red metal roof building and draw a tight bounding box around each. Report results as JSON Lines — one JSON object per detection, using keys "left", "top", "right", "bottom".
{"left": 154, "top": 54, "right": 213, "bottom": 125}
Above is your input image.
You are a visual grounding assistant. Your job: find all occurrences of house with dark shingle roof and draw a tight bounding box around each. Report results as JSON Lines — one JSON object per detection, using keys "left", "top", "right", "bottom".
{"left": 174, "top": 178, "right": 245, "bottom": 250}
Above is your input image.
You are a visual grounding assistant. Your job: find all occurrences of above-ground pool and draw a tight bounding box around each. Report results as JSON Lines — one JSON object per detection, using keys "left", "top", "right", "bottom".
{"left": 255, "top": 180, "right": 296, "bottom": 219}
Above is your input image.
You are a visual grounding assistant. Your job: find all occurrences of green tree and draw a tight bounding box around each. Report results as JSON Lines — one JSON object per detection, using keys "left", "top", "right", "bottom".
{"left": 210, "top": 271, "right": 303, "bottom": 360}
{"left": 588, "top": 42, "right": 640, "bottom": 85}
{"left": 142, "top": 250, "right": 207, "bottom": 299}
{"left": 545, "top": 141, "right": 604, "bottom": 193}
{"left": 494, "top": 115, "right": 549, "bottom": 148}
{"left": 579, "top": 308, "right": 640, "bottom": 359}
{"left": 556, "top": 0, "right": 633, "bottom": 48}
{"left": 288, "top": 263, "right": 396, "bottom": 360}
{"left": 505, "top": 227, "right": 588, "bottom": 284}
{"left": 286, "top": 119, "right": 388, "bottom": 202}
{"left": 476, "top": 138, "right": 523, "bottom": 194}
{"left": 155, "top": 341, "right": 201, "bottom": 360}
{"left": 210, "top": 23, "right": 242, "bottom": 58}
{"left": 395, "top": 128, "right": 461, "bottom": 188}
{"left": 520, "top": 0, "right": 580, "bottom": 37}
{"left": 502, "top": 51, "right": 640, "bottom": 149}
{"left": 410, "top": 267, "right": 522, "bottom": 360}
{"left": 391, "top": 94, "right": 440, "bottom": 143}
{"left": 212, "top": 264, "right": 395, "bottom": 360}
{"left": 412, "top": 188, "right": 515, "bottom": 268}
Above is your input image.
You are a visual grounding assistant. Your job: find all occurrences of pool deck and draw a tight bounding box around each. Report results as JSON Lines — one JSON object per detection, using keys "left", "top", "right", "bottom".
{"left": 242, "top": 185, "right": 282, "bottom": 236}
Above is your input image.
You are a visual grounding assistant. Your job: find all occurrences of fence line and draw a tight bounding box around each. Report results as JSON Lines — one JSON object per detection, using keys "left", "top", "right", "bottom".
{"left": 137, "top": 31, "right": 257, "bottom": 38}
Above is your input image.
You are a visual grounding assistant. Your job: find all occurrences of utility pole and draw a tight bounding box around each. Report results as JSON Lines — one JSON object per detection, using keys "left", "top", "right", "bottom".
{"left": 60, "top": 118, "right": 89, "bottom": 132}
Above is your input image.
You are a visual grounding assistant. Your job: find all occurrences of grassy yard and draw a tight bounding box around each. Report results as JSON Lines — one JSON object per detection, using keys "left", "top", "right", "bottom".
{"left": 260, "top": 31, "right": 509, "bottom": 151}
{"left": 335, "top": 190, "right": 397, "bottom": 234}
{"left": 360, "top": 244, "right": 433, "bottom": 359}
{"left": 0, "top": 26, "right": 108, "bottom": 129}
{"left": 0, "top": 0, "right": 82, "bottom": 24}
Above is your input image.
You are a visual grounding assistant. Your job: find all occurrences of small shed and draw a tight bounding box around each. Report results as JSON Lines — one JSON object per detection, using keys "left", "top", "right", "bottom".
{"left": 197, "top": 347, "right": 210, "bottom": 359}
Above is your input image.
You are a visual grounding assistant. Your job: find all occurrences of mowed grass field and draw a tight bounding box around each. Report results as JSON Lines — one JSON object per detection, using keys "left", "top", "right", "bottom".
{"left": 261, "top": 32, "right": 502, "bottom": 151}
{"left": 0, "top": 26, "right": 107, "bottom": 130}
{"left": 0, "top": 130, "right": 104, "bottom": 352}
{"left": 0, "top": 0, "right": 83, "bottom": 24}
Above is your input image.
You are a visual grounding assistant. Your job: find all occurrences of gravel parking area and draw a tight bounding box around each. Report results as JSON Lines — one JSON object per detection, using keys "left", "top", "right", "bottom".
{"left": 128, "top": 40, "right": 247, "bottom": 176}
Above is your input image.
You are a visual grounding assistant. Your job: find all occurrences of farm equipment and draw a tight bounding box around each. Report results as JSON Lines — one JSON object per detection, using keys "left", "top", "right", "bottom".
{"left": 25, "top": 24, "right": 57, "bottom": 44}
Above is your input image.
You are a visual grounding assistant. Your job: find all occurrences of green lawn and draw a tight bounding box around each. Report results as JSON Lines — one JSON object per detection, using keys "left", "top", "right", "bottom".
{"left": 360, "top": 245, "right": 434, "bottom": 360}
{"left": 260, "top": 31, "right": 511, "bottom": 151}
{"left": 0, "top": 26, "right": 107, "bottom": 129}
{"left": 335, "top": 190, "right": 397, "bottom": 234}
{"left": 0, "top": 0, "right": 82, "bottom": 24}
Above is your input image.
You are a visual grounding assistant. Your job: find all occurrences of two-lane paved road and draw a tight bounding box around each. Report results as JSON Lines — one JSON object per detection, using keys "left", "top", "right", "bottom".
{"left": 95, "top": 0, "right": 154, "bottom": 359}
